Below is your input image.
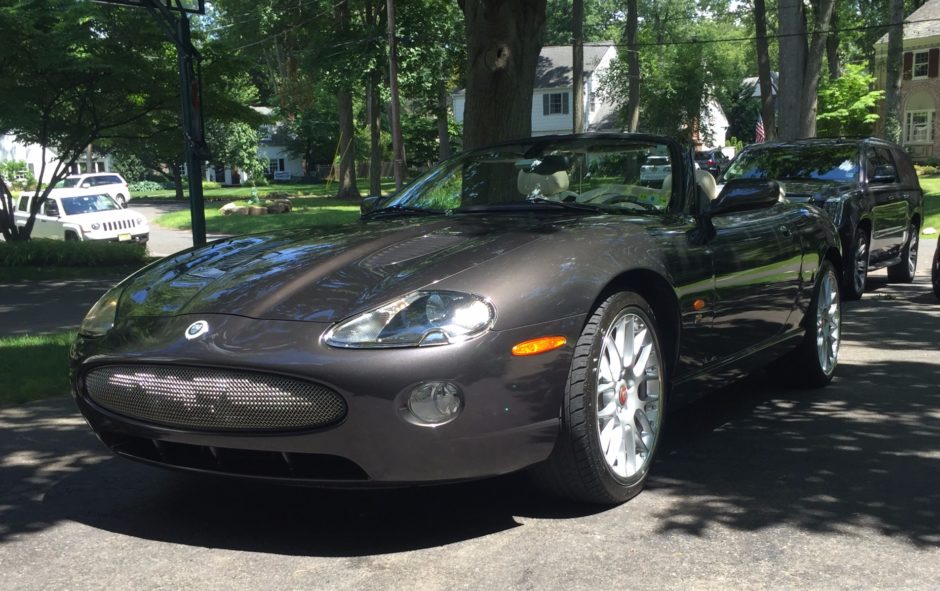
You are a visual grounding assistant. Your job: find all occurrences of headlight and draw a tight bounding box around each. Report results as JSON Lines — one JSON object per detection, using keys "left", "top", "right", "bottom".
{"left": 325, "top": 290, "right": 495, "bottom": 348}
{"left": 79, "top": 289, "right": 122, "bottom": 337}
{"left": 821, "top": 195, "right": 849, "bottom": 226}
{"left": 90, "top": 223, "right": 101, "bottom": 231}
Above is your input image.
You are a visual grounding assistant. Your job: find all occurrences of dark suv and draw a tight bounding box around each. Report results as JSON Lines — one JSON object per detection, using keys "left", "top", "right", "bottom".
{"left": 720, "top": 138, "right": 924, "bottom": 299}
{"left": 694, "top": 149, "right": 730, "bottom": 177}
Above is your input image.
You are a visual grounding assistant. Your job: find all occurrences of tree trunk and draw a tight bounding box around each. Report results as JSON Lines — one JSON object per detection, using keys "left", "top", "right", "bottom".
{"left": 386, "top": 0, "right": 405, "bottom": 189}
{"left": 778, "top": 1, "right": 807, "bottom": 140}
{"left": 172, "top": 162, "right": 184, "bottom": 200}
{"left": 436, "top": 82, "right": 452, "bottom": 161}
{"left": 368, "top": 73, "right": 383, "bottom": 196}
{"left": 460, "top": 0, "right": 546, "bottom": 150}
{"left": 754, "top": 0, "right": 776, "bottom": 141}
{"left": 334, "top": 0, "right": 360, "bottom": 199}
{"left": 335, "top": 88, "right": 360, "bottom": 199}
{"left": 799, "top": 0, "right": 837, "bottom": 138}
{"left": 885, "top": 0, "right": 905, "bottom": 143}
{"left": 624, "top": 0, "right": 640, "bottom": 133}
{"left": 572, "top": 0, "right": 584, "bottom": 133}
{"left": 826, "top": 10, "right": 840, "bottom": 80}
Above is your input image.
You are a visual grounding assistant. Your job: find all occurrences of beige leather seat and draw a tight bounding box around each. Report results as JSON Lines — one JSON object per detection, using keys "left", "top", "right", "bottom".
{"left": 518, "top": 170, "right": 576, "bottom": 201}
{"left": 661, "top": 169, "right": 719, "bottom": 200}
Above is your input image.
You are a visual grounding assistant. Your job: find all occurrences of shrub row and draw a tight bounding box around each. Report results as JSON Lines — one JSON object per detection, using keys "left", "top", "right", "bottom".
{"left": 0, "top": 239, "right": 148, "bottom": 267}
{"left": 914, "top": 164, "right": 939, "bottom": 177}
{"left": 128, "top": 180, "right": 164, "bottom": 192}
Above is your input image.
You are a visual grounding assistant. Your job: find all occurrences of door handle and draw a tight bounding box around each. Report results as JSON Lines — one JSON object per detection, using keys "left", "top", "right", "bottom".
{"left": 778, "top": 225, "right": 792, "bottom": 237}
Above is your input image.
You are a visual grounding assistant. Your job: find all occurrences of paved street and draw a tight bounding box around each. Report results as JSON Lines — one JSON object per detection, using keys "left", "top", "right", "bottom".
{"left": 0, "top": 242, "right": 938, "bottom": 590}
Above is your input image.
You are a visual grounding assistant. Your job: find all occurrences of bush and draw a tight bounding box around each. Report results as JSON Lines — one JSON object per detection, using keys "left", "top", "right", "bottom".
{"left": 914, "top": 164, "right": 939, "bottom": 177}
{"left": 128, "top": 180, "right": 164, "bottom": 192}
{"left": 0, "top": 239, "right": 148, "bottom": 267}
{"left": 203, "top": 181, "right": 221, "bottom": 190}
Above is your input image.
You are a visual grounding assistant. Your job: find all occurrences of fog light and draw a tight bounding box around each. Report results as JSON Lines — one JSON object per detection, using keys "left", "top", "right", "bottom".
{"left": 408, "top": 381, "right": 462, "bottom": 425}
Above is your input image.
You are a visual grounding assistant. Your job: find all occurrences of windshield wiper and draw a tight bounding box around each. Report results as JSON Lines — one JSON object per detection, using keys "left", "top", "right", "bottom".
{"left": 362, "top": 205, "right": 443, "bottom": 220}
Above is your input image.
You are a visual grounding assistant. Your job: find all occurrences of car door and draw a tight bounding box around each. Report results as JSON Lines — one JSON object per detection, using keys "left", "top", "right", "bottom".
{"left": 706, "top": 202, "right": 805, "bottom": 362}
{"left": 33, "top": 198, "right": 62, "bottom": 239}
{"left": 865, "top": 146, "right": 908, "bottom": 262}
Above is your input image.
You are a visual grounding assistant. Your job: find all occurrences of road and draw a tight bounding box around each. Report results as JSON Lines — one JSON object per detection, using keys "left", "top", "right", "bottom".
{"left": 0, "top": 242, "right": 938, "bottom": 590}
{"left": 132, "top": 201, "right": 230, "bottom": 257}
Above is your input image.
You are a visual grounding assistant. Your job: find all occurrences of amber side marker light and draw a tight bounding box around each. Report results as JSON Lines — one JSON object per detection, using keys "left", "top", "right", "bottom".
{"left": 512, "top": 336, "right": 568, "bottom": 356}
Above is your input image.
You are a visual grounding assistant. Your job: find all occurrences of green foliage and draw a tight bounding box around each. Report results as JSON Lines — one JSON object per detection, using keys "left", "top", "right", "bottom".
{"left": 0, "top": 331, "right": 76, "bottom": 405}
{"left": 544, "top": 0, "right": 625, "bottom": 45}
{"left": 817, "top": 64, "right": 885, "bottom": 137}
{"left": 0, "top": 239, "right": 148, "bottom": 268}
{"left": 203, "top": 181, "right": 222, "bottom": 190}
{"left": 914, "top": 164, "right": 939, "bottom": 176}
{"left": 111, "top": 153, "right": 148, "bottom": 184}
{"left": 128, "top": 180, "right": 164, "bottom": 192}
{"left": 156, "top": 200, "right": 360, "bottom": 234}
{"left": 0, "top": 161, "right": 36, "bottom": 191}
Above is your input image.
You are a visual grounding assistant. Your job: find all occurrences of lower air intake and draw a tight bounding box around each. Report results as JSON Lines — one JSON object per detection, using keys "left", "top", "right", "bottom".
{"left": 84, "top": 365, "right": 346, "bottom": 431}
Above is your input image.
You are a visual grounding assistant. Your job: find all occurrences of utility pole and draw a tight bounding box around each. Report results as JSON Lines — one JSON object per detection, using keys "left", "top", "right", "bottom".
{"left": 386, "top": 0, "right": 406, "bottom": 190}
{"left": 176, "top": 14, "right": 208, "bottom": 246}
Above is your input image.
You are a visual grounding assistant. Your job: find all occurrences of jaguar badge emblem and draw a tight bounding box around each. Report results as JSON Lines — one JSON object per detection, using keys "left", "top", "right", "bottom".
{"left": 185, "top": 320, "right": 209, "bottom": 340}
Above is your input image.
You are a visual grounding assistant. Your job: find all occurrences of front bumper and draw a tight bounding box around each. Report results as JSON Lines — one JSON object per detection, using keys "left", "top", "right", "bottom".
{"left": 71, "top": 313, "right": 584, "bottom": 485}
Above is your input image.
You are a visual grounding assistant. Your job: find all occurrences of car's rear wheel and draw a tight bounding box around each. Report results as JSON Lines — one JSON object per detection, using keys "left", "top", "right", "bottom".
{"left": 773, "top": 260, "right": 841, "bottom": 387}
{"left": 843, "top": 227, "right": 869, "bottom": 300}
{"left": 530, "top": 292, "right": 666, "bottom": 504}
{"left": 886, "top": 223, "right": 919, "bottom": 283}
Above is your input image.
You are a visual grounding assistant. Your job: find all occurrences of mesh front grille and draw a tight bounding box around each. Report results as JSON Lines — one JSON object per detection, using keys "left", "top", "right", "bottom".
{"left": 85, "top": 365, "right": 346, "bottom": 431}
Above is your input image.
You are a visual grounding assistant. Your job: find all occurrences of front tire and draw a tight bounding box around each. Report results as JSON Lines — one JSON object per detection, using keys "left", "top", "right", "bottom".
{"left": 116, "top": 194, "right": 127, "bottom": 207}
{"left": 531, "top": 292, "right": 666, "bottom": 504}
{"left": 774, "top": 260, "right": 841, "bottom": 388}
{"left": 887, "top": 224, "right": 919, "bottom": 283}
{"left": 843, "top": 227, "right": 869, "bottom": 300}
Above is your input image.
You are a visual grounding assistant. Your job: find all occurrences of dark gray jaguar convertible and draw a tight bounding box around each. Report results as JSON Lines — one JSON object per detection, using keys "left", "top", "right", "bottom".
{"left": 71, "top": 134, "right": 843, "bottom": 504}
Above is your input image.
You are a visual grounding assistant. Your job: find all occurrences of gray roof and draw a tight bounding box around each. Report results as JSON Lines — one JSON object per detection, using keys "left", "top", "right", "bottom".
{"left": 742, "top": 72, "right": 779, "bottom": 98}
{"left": 534, "top": 43, "right": 615, "bottom": 89}
{"left": 876, "top": 0, "right": 940, "bottom": 44}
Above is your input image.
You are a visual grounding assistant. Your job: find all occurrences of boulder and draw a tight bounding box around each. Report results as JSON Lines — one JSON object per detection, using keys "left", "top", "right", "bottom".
{"left": 248, "top": 205, "right": 268, "bottom": 216}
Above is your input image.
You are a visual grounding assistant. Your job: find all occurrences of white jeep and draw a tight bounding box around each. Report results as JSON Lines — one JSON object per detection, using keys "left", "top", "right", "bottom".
{"left": 13, "top": 189, "right": 149, "bottom": 243}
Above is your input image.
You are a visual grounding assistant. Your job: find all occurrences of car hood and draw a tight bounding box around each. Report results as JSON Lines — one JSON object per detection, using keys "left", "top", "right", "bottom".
{"left": 117, "top": 216, "right": 559, "bottom": 323}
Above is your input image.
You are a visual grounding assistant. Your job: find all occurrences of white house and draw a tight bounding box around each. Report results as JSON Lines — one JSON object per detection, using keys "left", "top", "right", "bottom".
{"left": 452, "top": 43, "right": 621, "bottom": 136}
{"left": 205, "top": 107, "right": 305, "bottom": 185}
{"left": 1, "top": 135, "right": 112, "bottom": 186}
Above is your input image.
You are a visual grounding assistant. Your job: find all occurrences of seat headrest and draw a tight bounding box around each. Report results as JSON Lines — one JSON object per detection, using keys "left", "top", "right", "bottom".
{"left": 518, "top": 170, "right": 570, "bottom": 196}
{"left": 695, "top": 169, "right": 718, "bottom": 200}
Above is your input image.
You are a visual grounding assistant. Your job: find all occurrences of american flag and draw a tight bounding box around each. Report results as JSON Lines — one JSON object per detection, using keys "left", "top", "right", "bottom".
{"left": 755, "top": 114, "right": 765, "bottom": 143}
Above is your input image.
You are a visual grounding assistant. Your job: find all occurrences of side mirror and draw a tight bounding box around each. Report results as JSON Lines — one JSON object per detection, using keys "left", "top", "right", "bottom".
{"left": 710, "top": 179, "right": 781, "bottom": 216}
{"left": 80, "top": 182, "right": 91, "bottom": 189}
{"left": 870, "top": 165, "right": 897, "bottom": 184}
{"left": 360, "top": 195, "right": 385, "bottom": 215}
{"left": 45, "top": 204, "right": 60, "bottom": 217}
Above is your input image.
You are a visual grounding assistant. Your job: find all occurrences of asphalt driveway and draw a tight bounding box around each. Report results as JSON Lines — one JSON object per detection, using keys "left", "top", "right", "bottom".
{"left": 1, "top": 242, "right": 938, "bottom": 590}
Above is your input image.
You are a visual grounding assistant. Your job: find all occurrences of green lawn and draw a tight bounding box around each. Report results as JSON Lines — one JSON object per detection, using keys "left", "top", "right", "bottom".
{"left": 0, "top": 332, "right": 75, "bottom": 405}
{"left": 155, "top": 196, "right": 362, "bottom": 234}
{"left": 139, "top": 179, "right": 398, "bottom": 200}
{"left": 918, "top": 177, "right": 940, "bottom": 235}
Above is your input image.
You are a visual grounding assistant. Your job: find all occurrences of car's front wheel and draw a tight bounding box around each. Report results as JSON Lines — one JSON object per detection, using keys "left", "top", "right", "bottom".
{"left": 116, "top": 194, "right": 127, "bottom": 207}
{"left": 843, "top": 227, "right": 869, "bottom": 300}
{"left": 887, "top": 223, "right": 919, "bottom": 283}
{"left": 531, "top": 291, "right": 666, "bottom": 504}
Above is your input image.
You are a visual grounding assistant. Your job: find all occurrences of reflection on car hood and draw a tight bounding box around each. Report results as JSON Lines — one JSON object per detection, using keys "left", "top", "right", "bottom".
{"left": 118, "top": 217, "right": 548, "bottom": 322}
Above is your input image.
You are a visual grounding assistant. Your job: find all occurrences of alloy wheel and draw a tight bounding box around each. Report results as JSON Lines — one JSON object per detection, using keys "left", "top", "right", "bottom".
{"left": 853, "top": 233, "right": 868, "bottom": 295}
{"left": 816, "top": 270, "right": 841, "bottom": 375}
{"left": 595, "top": 310, "right": 663, "bottom": 480}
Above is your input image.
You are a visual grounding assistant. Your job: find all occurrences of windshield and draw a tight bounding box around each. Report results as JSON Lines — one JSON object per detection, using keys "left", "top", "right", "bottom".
{"left": 380, "top": 138, "right": 675, "bottom": 215}
{"left": 60, "top": 193, "right": 121, "bottom": 215}
{"left": 723, "top": 144, "right": 859, "bottom": 183}
{"left": 54, "top": 178, "right": 81, "bottom": 189}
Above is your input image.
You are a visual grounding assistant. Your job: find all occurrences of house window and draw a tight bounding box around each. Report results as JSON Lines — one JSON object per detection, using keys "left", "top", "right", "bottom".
{"left": 543, "top": 92, "right": 569, "bottom": 116}
{"left": 589, "top": 91, "right": 597, "bottom": 113}
{"left": 913, "top": 50, "right": 930, "bottom": 78}
{"left": 268, "top": 159, "right": 285, "bottom": 174}
{"left": 904, "top": 110, "right": 934, "bottom": 144}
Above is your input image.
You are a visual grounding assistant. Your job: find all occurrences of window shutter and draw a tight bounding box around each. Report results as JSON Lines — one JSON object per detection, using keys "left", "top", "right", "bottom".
{"left": 903, "top": 51, "right": 913, "bottom": 80}
{"left": 543, "top": 94, "right": 549, "bottom": 115}
{"left": 279, "top": 158, "right": 285, "bottom": 171}
{"left": 563, "top": 92, "right": 570, "bottom": 114}
{"left": 930, "top": 48, "right": 939, "bottom": 78}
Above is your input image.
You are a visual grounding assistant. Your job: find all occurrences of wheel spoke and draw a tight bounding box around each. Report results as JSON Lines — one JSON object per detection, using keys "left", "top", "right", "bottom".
{"left": 622, "top": 421, "right": 637, "bottom": 473}
{"left": 603, "top": 334, "right": 623, "bottom": 379}
{"left": 605, "top": 420, "right": 623, "bottom": 466}
{"left": 597, "top": 400, "right": 617, "bottom": 419}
